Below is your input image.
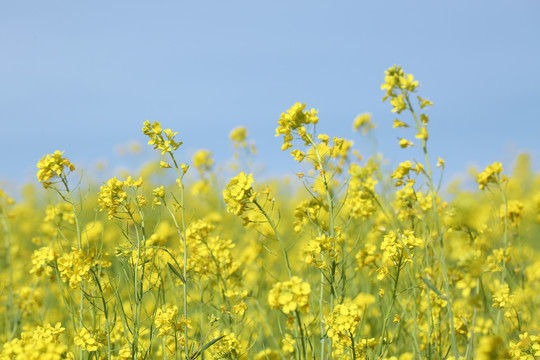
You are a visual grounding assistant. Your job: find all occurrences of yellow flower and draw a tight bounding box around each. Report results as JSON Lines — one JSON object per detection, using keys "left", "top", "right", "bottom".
{"left": 193, "top": 149, "right": 214, "bottom": 172}
{"left": 393, "top": 119, "right": 408, "bottom": 128}
{"left": 437, "top": 157, "right": 445, "bottom": 168}
{"left": 223, "top": 172, "right": 254, "bottom": 216}
{"left": 142, "top": 120, "right": 183, "bottom": 155}
{"left": 399, "top": 138, "right": 414, "bottom": 148}
{"left": 290, "top": 149, "right": 306, "bottom": 162}
{"left": 390, "top": 94, "right": 407, "bottom": 113}
{"left": 230, "top": 126, "right": 247, "bottom": 147}
{"left": 74, "top": 328, "right": 100, "bottom": 352}
{"left": 36, "top": 150, "right": 75, "bottom": 188}
{"left": 353, "top": 113, "right": 375, "bottom": 134}
{"left": 275, "top": 102, "right": 318, "bottom": 150}
{"left": 476, "top": 162, "right": 504, "bottom": 190}
{"left": 268, "top": 276, "right": 311, "bottom": 314}
{"left": 30, "top": 247, "right": 57, "bottom": 278}
{"left": 415, "top": 126, "right": 428, "bottom": 141}
{"left": 97, "top": 177, "right": 127, "bottom": 219}
{"left": 325, "top": 297, "right": 373, "bottom": 346}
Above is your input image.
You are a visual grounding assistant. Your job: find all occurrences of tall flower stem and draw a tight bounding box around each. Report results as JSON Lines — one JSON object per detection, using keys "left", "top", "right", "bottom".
{"left": 404, "top": 93, "right": 459, "bottom": 359}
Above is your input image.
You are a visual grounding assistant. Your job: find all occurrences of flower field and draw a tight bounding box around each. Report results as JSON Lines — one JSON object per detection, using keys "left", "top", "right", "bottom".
{"left": 1, "top": 66, "right": 540, "bottom": 359}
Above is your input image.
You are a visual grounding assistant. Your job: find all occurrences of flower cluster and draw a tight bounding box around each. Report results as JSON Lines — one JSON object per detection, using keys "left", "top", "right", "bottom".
{"left": 501, "top": 200, "right": 524, "bottom": 227}
{"left": 33, "top": 323, "right": 66, "bottom": 343}
{"left": 293, "top": 199, "right": 324, "bottom": 233}
{"left": 36, "top": 151, "right": 75, "bottom": 188}
{"left": 326, "top": 301, "right": 369, "bottom": 347}
{"left": 0, "top": 324, "right": 70, "bottom": 360}
{"left": 346, "top": 162, "right": 378, "bottom": 219}
{"left": 304, "top": 233, "right": 344, "bottom": 269}
{"left": 223, "top": 172, "right": 254, "bottom": 216}
{"left": 192, "top": 149, "right": 214, "bottom": 173}
{"left": 30, "top": 246, "right": 57, "bottom": 279}
{"left": 57, "top": 248, "right": 111, "bottom": 289}
{"left": 380, "top": 230, "right": 422, "bottom": 267}
{"left": 275, "top": 102, "right": 318, "bottom": 151}
{"left": 230, "top": 126, "right": 247, "bottom": 147}
{"left": 212, "top": 332, "right": 243, "bottom": 360}
{"left": 154, "top": 305, "right": 192, "bottom": 337}
{"left": 381, "top": 65, "right": 419, "bottom": 112}
{"left": 74, "top": 328, "right": 101, "bottom": 352}
{"left": 98, "top": 176, "right": 143, "bottom": 219}
{"left": 391, "top": 161, "right": 423, "bottom": 187}
{"left": 477, "top": 162, "right": 505, "bottom": 190}
{"left": 142, "top": 120, "right": 183, "bottom": 155}
{"left": 353, "top": 113, "right": 375, "bottom": 134}
{"left": 508, "top": 332, "right": 540, "bottom": 359}
{"left": 268, "top": 276, "right": 311, "bottom": 314}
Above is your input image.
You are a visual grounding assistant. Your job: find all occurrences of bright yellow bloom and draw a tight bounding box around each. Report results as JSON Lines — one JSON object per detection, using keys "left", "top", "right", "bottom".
{"left": 275, "top": 102, "right": 318, "bottom": 150}
{"left": 290, "top": 149, "right": 306, "bottom": 162}
{"left": 399, "top": 138, "right": 414, "bottom": 148}
{"left": 268, "top": 276, "right": 311, "bottom": 314}
{"left": 74, "top": 328, "right": 100, "bottom": 352}
{"left": 325, "top": 300, "right": 363, "bottom": 346}
{"left": 97, "top": 177, "right": 128, "bottom": 219}
{"left": 223, "top": 172, "right": 254, "bottom": 216}
{"left": 36, "top": 151, "right": 75, "bottom": 188}
{"left": 390, "top": 94, "right": 407, "bottom": 113}
{"left": 415, "top": 126, "right": 428, "bottom": 140}
{"left": 212, "top": 332, "right": 243, "bottom": 360}
{"left": 476, "top": 162, "right": 504, "bottom": 190}
{"left": 30, "top": 247, "right": 57, "bottom": 278}
{"left": 142, "top": 120, "right": 183, "bottom": 155}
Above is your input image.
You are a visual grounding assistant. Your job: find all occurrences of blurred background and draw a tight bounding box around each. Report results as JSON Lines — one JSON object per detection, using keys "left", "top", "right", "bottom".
{"left": 1, "top": 0, "right": 539, "bottom": 193}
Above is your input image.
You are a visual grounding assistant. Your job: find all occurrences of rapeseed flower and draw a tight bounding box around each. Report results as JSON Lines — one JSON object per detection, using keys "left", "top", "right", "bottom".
{"left": 275, "top": 102, "right": 318, "bottom": 150}
{"left": 36, "top": 150, "right": 75, "bottom": 188}
{"left": 223, "top": 172, "right": 254, "bottom": 216}
{"left": 142, "top": 120, "right": 183, "bottom": 155}
{"left": 268, "top": 276, "right": 311, "bottom": 314}
{"left": 477, "top": 162, "right": 505, "bottom": 190}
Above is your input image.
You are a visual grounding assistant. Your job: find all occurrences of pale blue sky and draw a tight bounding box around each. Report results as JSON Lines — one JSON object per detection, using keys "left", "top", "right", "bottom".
{"left": 1, "top": 1, "right": 539, "bottom": 191}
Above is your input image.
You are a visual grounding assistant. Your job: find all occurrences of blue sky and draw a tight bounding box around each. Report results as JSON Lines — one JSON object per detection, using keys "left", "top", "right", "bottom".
{"left": 1, "top": 1, "right": 539, "bottom": 192}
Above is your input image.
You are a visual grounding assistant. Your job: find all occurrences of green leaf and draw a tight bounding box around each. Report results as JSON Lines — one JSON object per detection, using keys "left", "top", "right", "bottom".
{"left": 190, "top": 336, "right": 225, "bottom": 359}
{"left": 420, "top": 276, "right": 448, "bottom": 301}
{"left": 167, "top": 263, "right": 185, "bottom": 283}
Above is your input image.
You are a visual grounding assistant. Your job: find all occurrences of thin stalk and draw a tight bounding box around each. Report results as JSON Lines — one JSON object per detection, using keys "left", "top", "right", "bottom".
{"left": 319, "top": 257, "right": 326, "bottom": 360}
{"left": 168, "top": 152, "right": 189, "bottom": 360}
{"left": 495, "top": 185, "right": 509, "bottom": 332}
{"left": 404, "top": 92, "right": 459, "bottom": 360}
{"left": 305, "top": 134, "right": 336, "bottom": 357}
{"left": 295, "top": 310, "right": 308, "bottom": 360}
{"left": 0, "top": 210, "right": 14, "bottom": 336}
{"left": 60, "top": 175, "right": 85, "bottom": 360}
{"left": 376, "top": 254, "right": 403, "bottom": 357}
{"left": 252, "top": 200, "right": 292, "bottom": 279}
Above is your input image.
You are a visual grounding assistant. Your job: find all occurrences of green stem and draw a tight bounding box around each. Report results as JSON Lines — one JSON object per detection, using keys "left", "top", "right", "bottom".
{"left": 376, "top": 254, "right": 403, "bottom": 357}
{"left": 404, "top": 92, "right": 459, "bottom": 360}
{"left": 168, "top": 152, "right": 189, "bottom": 360}
{"left": 252, "top": 200, "right": 292, "bottom": 279}
{"left": 60, "top": 175, "right": 85, "bottom": 360}
{"left": 0, "top": 210, "right": 14, "bottom": 336}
